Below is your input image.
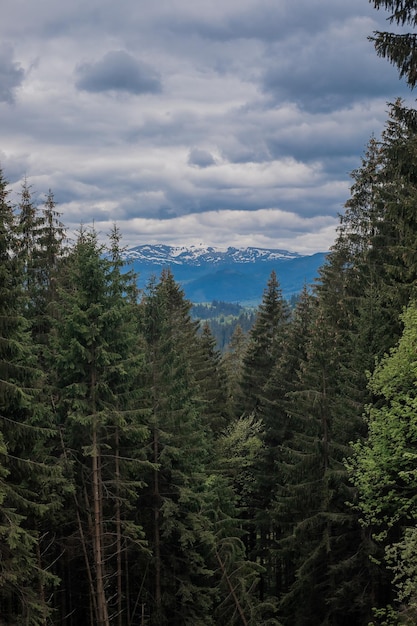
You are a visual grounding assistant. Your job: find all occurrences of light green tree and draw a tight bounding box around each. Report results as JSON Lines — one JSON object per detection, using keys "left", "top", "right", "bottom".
{"left": 349, "top": 301, "right": 417, "bottom": 624}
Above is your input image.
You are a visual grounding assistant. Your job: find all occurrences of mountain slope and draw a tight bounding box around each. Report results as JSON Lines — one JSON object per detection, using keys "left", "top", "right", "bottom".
{"left": 125, "top": 245, "right": 327, "bottom": 304}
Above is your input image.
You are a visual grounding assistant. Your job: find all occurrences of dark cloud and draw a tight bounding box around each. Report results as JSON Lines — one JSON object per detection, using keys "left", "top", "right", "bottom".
{"left": 261, "top": 20, "right": 411, "bottom": 113}
{"left": 162, "top": 0, "right": 370, "bottom": 43}
{"left": 0, "top": 46, "right": 24, "bottom": 103}
{"left": 75, "top": 50, "right": 162, "bottom": 95}
{"left": 188, "top": 148, "right": 216, "bottom": 168}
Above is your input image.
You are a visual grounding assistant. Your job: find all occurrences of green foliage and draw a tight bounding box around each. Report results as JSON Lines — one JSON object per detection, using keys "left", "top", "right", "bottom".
{"left": 192, "top": 300, "right": 256, "bottom": 352}
{"left": 349, "top": 302, "right": 417, "bottom": 622}
{"left": 6, "top": 76, "right": 417, "bottom": 623}
{"left": 238, "top": 270, "right": 290, "bottom": 415}
{"left": 370, "top": 1, "right": 417, "bottom": 88}
{"left": 350, "top": 303, "right": 417, "bottom": 537}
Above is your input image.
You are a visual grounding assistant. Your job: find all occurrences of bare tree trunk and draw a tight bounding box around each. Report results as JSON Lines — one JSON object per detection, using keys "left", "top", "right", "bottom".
{"left": 153, "top": 421, "right": 162, "bottom": 621}
{"left": 92, "top": 416, "right": 110, "bottom": 626}
{"left": 59, "top": 427, "right": 98, "bottom": 623}
{"left": 115, "top": 426, "right": 123, "bottom": 626}
{"left": 36, "top": 541, "right": 47, "bottom": 625}
{"left": 215, "top": 548, "right": 249, "bottom": 626}
{"left": 91, "top": 361, "right": 110, "bottom": 626}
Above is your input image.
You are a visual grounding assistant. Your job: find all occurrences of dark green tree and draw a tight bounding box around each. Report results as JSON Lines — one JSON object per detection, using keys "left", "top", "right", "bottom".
{"left": 238, "top": 270, "right": 290, "bottom": 416}
{"left": 222, "top": 324, "right": 248, "bottom": 414}
{"left": 51, "top": 227, "right": 147, "bottom": 626}
{"left": 370, "top": 0, "right": 417, "bottom": 88}
{"left": 195, "top": 322, "right": 230, "bottom": 437}
{"left": 0, "top": 168, "right": 61, "bottom": 624}
{"left": 138, "top": 270, "right": 216, "bottom": 626}
{"left": 255, "top": 286, "right": 316, "bottom": 601}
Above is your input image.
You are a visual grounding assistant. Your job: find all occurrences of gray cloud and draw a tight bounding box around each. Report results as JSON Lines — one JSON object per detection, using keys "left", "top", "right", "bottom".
{"left": 0, "top": 45, "right": 25, "bottom": 103}
{"left": 261, "top": 18, "right": 411, "bottom": 113}
{"left": 188, "top": 148, "right": 216, "bottom": 168}
{"left": 75, "top": 50, "right": 162, "bottom": 95}
{"left": 0, "top": 0, "right": 413, "bottom": 254}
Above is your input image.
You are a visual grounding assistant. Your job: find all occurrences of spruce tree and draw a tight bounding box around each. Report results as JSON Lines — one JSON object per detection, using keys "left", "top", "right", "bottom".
{"left": 222, "top": 324, "right": 248, "bottom": 414}
{"left": 195, "top": 322, "right": 230, "bottom": 437}
{"left": 51, "top": 227, "right": 147, "bottom": 625}
{"left": 256, "top": 286, "right": 316, "bottom": 601}
{"left": 370, "top": 0, "right": 417, "bottom": 88}
{"left": 0, "top": 168, "right": 60, "bottom": 624}
{"left": 238, "top": 270, "right": 290, "bottom": 416}
{"left": 138, "top": 270, "right": 216, "bottom": 626}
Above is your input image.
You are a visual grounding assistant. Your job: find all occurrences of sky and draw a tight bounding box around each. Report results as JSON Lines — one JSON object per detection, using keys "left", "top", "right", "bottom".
{"left": 0, "top": 0, "right": 414, "bottom": 254}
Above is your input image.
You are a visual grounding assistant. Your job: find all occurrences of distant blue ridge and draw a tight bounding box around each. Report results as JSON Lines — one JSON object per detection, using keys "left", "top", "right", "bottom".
{"left": 123, "top": 244, "right": 327, "bottom": 305}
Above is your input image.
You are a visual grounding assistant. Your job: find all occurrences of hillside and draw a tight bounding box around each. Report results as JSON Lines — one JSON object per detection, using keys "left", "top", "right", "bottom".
{"left": 125, "top": 244, "right": 327, "bottom": 304}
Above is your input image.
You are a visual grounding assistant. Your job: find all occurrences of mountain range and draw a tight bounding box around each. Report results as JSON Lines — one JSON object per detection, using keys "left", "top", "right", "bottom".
{"left": 124, "top": 244, "right": 328, "bottom": 305}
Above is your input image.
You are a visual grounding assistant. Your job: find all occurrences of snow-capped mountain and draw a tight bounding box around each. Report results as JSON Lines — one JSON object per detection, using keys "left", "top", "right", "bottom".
{"left": 125, "top": 244, "right": 300, "bottom": 266}
{"left": 124, "top": 244, "right": 327, "bottom": 304}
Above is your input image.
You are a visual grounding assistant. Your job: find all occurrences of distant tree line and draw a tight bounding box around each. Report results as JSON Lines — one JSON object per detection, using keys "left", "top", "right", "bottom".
{"left": 192, "top": 301, "right": 257, "bottom": 352}
{"left": 192, "top": 298, "right": 301, "bottom": 353}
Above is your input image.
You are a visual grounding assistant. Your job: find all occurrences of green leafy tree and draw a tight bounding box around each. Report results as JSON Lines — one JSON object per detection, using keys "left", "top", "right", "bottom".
{"left": 349, "top": 301, "right": 417, "bottom": 624}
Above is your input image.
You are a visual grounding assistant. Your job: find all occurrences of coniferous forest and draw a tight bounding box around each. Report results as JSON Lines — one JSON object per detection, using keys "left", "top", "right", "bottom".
{"left": 4, "top": 2, "right": 417, "bottom": 624}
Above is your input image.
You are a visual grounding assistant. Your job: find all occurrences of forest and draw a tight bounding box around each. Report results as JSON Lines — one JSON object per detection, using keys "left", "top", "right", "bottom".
{"left": 4, "top": 2, "right": 417, "bottom": 624}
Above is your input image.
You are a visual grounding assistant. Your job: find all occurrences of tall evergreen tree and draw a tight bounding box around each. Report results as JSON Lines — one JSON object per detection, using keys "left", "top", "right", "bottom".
{"left": 370, "top": 0, "right": 417, "bottom": 88}
{"left": 138, "top": 270, "right": 217, "bottom": 626}
{"left": 238, "top": 270, "right": 289, "bottom": 417}
{"left": 0, "top": 168, "right": 61, "bottom": 624}
{"left": 255, "top": 286, "right": 316, "bottom": 601}
{"left": 51, "top": 227, "right": 147, "bottom": 625}
{"left": 222, "top": 324, "right": 248, "bottom": 414}
{"left": 195, "top": 322, "right": 230, "bottom": 437}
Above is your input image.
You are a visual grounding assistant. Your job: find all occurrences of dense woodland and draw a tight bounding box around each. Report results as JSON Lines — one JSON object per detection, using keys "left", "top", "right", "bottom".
{"left": 191, "top": 302, "right": 257, "bottom": 352}
{"left": 4, "top": 2, "right": 417, "bottom": 624}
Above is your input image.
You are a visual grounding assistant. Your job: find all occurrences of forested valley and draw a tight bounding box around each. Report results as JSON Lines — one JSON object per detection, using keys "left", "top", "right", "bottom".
{"left": 5, "top": 2, "right": 417, "bottom": 624}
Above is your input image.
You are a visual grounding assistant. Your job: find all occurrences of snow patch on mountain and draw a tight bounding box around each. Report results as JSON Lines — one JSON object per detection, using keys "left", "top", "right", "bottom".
{"left": 124, "top": 244, "right": 301, "bottom": 266}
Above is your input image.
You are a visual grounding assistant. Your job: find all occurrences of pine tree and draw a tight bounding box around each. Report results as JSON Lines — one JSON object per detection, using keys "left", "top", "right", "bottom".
{"left": 370, "top": 0, "right": 417, "bottom": 88}
{"left": 195, "top": 322, "right": 230, "bottom": 437}
{"left": 238, "top": 270, "right": 290, "bottom": 416}
{"left": 0, "top": 168, "right": 60, "bottom": 624}
{"left": 138, "top": 270, "right": 216, "bottom": 626}
{"left": 256, "top": 286, "right": 316, "bottom": 601}
{"left": 51, "top": 227, "right": 147, "bottom": 625}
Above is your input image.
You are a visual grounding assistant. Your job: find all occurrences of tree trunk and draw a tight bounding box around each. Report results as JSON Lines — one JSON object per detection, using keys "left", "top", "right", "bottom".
{"left": 153, "top": 424, "right": 162, "bottom": 621}
{"left": 91, "top": 361, "right": 110, "bottom": 626}
{"left": 115, "top": 426, "right": 123, "bottom": 626}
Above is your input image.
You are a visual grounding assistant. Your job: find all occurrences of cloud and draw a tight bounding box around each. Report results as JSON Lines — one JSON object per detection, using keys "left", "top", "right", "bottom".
{"left": 75, "top": 50, "right": 162, "bottom": 95}
{"left": 261, "top": 17, "right": 410, "bottom": 113}
{"left": 86, "top": 208, "right": 338, "bottom": 254}
{"left": 0, "top": 45, "right": 25, "bottom": 103}
{"left": 188, "top": 148, "right": 216, "bottom": 168}
{"left": 0, "top": 0, "right": 414, "bottom": 255}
